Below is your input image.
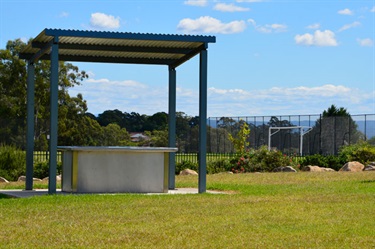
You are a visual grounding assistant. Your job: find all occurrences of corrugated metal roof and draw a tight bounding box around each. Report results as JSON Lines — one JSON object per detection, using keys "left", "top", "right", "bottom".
{"left": 19, "top": 29, "right": 216, "bottom": 68}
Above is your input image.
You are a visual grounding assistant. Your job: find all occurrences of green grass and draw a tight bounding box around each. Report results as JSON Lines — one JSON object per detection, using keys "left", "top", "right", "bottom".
{"left": 1, "top": 172, "right": 375, "bottom": 248}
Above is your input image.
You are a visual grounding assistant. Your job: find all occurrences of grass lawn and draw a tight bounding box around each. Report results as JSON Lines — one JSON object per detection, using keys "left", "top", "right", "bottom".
{"left": 1, "top": 172, "right": 375, "bottom": 248}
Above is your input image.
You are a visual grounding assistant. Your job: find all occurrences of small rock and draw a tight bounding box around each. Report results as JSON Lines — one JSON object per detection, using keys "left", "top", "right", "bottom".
{"left": 42, "top": 175, "right": 62, "bottom": 181}
{"left": 364, "top": 165, "right": 375, "bottom": 171}
{"left": 339, "top": 161, "right": 365, "bottom": 172}
{"left": 302, "top": 165, "right": 335, "bottom": 172}
{"left": 321, "top": 168, "right": 335, "bottom": 172}
{"left": 179, "top": 169, "right": 198, "bottom": 175}
{"left": 272, "top": 166, "right": 297, "bottom": 173}
{"left": 0, "top": 176, "right": 9, "bottom": 183}
{"left": 302, "top": 165, "right": 323, "bottom": 172}
{"left": 17, "top": 176, "right": 42, "bottom": 182}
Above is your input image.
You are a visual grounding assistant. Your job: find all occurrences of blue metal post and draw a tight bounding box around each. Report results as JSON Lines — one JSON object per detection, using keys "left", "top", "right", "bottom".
{"left": 198, "top": 49, "right": 208, "bottom": 193}
{"left": 168, "top": 66, "right": 176, "bottom": 189}
{"left": 25, "top": 62, "right": 35, "bottom": 190}
{"left": 49, "top": 37, "right": 59, "bottom": 194}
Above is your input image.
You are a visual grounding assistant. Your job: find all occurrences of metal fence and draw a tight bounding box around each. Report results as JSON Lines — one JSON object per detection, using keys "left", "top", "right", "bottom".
{"left": 207, "top": 114, "right": 375, "bottom": 155}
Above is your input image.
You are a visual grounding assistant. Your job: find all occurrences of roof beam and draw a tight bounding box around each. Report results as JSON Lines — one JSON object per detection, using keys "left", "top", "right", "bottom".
{"left": 19, "top": 40, "right": 53, "bottom": 61}
{"left": 31, "top": 41, "right": 192, "bottom": 54}
{"left": 170, "top": 44, "right": 207, "bottom": 68}
{"left": 35, "top": 54, "right": 176, "bottom": 65}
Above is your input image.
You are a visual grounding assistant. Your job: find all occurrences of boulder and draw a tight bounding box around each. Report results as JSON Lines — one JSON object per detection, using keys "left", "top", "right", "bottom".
{"left": 339, "top": 161, "right": 365, "bottom": 172}
{"left": 17, "top": 176, "right": 42, "bottom": 182}
{"left": 302, "top": 165, "right": 323, "bottom": 172}
{"left": 272, "top": 166, "right": 297, "bottom": 173}
{"left": 302, "top": 165, "right": 335, "bottom": 172}
{"left": 0, "top": 176, "right": 9, "bottom": 183}
{"left": 179, "top": 169, "right": 198, "bottom": 176}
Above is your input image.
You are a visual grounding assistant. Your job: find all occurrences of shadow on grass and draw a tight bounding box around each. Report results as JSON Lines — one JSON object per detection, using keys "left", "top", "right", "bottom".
{"left": 0, "top": 193, "right": 14, "bottom": 199}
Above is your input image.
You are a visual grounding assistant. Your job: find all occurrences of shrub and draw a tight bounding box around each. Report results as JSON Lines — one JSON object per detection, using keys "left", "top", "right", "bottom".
{"left": 175, "top": 160, "right": 198, "bottom": 175}
{"left": 250, "top": 146, "right": 294, "bottom": 172}
{"left": 301, "top": 154, "right": 344, "bottom": 171}
{"left": 0, "top": 145, "right": 26, "bottom": 181}
{"left": 228, "top": 146, "right": 296, "bottom": 173}
{"left": 339, "top": 142, "right": 375, "bottom": 165}
{"left": 301, "top": 154, "right": 329, "bottom": 168}
{"left": 207, "top": 159, "right": 232, "bottom": 174}
{"left": 33, "top": 161, "right": 62, "bottom": 179}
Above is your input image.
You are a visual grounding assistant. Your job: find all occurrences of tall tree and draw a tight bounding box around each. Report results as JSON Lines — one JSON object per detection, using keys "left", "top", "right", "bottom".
{"left": 0, "top": 39, "right": 95, "bottom": 149}
{"left": 310, "top": 105, "right": 365, "bottom": 155}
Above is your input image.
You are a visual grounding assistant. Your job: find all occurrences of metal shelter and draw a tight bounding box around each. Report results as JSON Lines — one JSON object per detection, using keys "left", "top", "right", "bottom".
{"left": 19, "top": 28, "right": 216, "bottom": 194}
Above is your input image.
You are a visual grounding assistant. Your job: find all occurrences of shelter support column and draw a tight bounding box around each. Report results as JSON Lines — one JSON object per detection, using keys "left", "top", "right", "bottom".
{"left": 198, "top": 49, "right": 208, "bottom": 193}
{"left": 48, "top": 37, "right": 59, "bottom": 194}
{"left": 25, "top": 62, "right": 35, "bottom": 190}
{"left": 168, "top": 66, "right": 176, "bottom": 190}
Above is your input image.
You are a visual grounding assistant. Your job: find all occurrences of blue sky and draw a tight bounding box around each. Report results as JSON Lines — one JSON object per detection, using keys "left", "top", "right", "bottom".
{"left": 1, "top": 0, "right": 374, "bottom": 117}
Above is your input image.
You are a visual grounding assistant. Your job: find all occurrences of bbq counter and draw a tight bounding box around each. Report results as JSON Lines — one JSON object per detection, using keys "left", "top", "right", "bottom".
{"left": 58, "top": 146, "right": 178, "bottom": 193}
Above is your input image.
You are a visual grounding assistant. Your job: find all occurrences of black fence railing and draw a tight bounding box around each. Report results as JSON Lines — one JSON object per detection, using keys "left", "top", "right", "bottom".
{"left": 207, "top": 114, "right": 375, "bottom": 155}
{"left": 3, "top": 113, "right": 375, "bottom": 158}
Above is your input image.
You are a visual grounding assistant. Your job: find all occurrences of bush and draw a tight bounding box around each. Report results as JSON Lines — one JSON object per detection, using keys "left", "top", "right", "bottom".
{"left": 228, "top": 146, "right": 296, "bottom": 173}
{"left": 33, "top": 161, "right": 62, "bottom": 179}
{"left": 175, "top": 160, "right": 198, "bottom": 175}
{"left": 250, "top": 146, "right": 295, "bottom": 172}
{"left": 207, "top": 159, "right": 232, "bottom": 174}
{"left": 301, "top": 154, "right": 344, "bottom": 171}
{"left": 0, "top": 145, "right": 26, "bottom": 181}
{"left": 339, "top": 142, "right": 375, "bottom": 165}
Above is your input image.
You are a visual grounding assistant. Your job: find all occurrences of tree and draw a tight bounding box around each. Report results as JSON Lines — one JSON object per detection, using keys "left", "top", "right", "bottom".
{"left": 97, "top": 109, "right": 125, "bottom": 127}
{"left": 311, "top": 105, "right": 365, "bottom": 155}
{"left": 0, "top": 39, "right": 91, "bottom": 149}
{"left": 102, "top": 123, "right": 130, "bottom": 146}
{"left": 228, "top": 122, "right": 250, "bottom": 155}
{"left": 143, "top": 112, "right": 168, "bottom": 131}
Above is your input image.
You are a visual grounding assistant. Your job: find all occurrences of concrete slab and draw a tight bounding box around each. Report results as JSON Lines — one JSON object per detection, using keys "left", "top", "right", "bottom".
{"left": 0, "top": 188, "right": 225, "bottom": 198}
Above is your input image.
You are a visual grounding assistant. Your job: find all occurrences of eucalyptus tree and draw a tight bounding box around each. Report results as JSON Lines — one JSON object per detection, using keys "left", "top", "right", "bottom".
{"left": 0, "top": 39, "right": 101, "bottom": 149}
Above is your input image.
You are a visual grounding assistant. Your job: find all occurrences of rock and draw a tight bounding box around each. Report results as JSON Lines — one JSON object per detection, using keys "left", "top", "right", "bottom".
{"left": 339, "top": 161, "right": 365, "bottom": 172}
{"left": 179, "top": 169, "right": 198, "bottom": 176}
{"left": 364, "top": 165, "right": 375, "bottom": 171}
{"left": 302, "top": 165, "right": 335, "bottom": 172}
{"left": 42, "top": 175, "right": 62, "bottom": 181}
{"left": 0, "top": 176, "right": 9, "bottom": 183}
{"left": 272, "top": 166, "right": 297, "bottom": 173}
{"left": 302, "top": 165, "right": 323, "bottom": 172}
{"left": 17, "top": 176, "right": 42, "bottom": 182}
{"left": 321, "top": 167, "right": 336, "bottom": 172}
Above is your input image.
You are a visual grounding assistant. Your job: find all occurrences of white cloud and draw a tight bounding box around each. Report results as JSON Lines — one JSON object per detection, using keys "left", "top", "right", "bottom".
{"left": 207, "top": 84, "right": 372, "bottom": 116}
{"left": 236, "top": 0, "right": 264, "bottom": 2}
{"left": 214, "top": 3, "right": 250, "bottom": 12}
{"left": 90, "top": 12, "right": 121, "bottom": 29}
{"left": 177, "top": 16, "right": 246, "bottom": 34}
{"left": 306, "top": 23, "right": 320, "bottom": 29}
{"left": 59, "top": 12, "right": 69, "bottom": 18}
{"left": 338, "top": 8, "right": 353, "bottom": 15}
{"left": 248, "top": 19, "right": 287, "bottom": 33}
{"left": 295, "top": 30, "right": 338, "bottom": 47}
{"left": 338, "top": 21, "right": 361, "bottom": 32}
{"left": 69, "top": 76, "right": 373, "bottom": 117}
{"left": 371, "top": 6, "right": 375, "bottom": 12}
{"left": 86, "top": 78, "right": 146, "bottom": 88}
{"left": 357, "top": 38, "right": 374, "bottom": 47}
{"left": 184, "top": 0, "right": 207, "bottom": 7}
